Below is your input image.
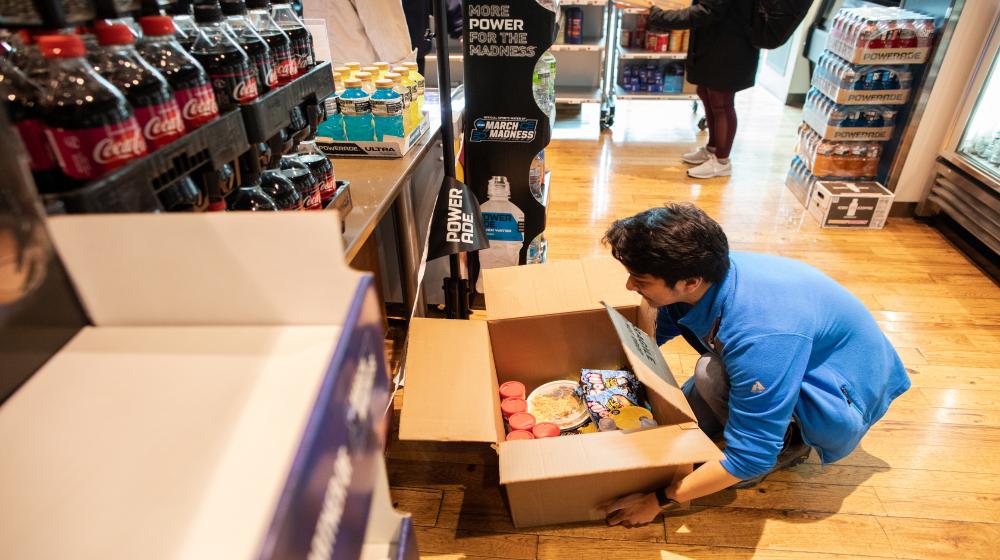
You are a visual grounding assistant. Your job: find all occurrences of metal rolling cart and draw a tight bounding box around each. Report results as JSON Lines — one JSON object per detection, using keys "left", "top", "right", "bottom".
{"left": 605, "top": 2, "right": 704, "bottom": 131}
{"left": 551, "top": 0, "right": 614, "bottom": 128}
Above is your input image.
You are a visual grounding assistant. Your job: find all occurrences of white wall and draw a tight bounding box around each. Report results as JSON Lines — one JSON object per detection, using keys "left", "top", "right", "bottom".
{"left": 893, "top": 2, "right": 1000, "bottom": 203}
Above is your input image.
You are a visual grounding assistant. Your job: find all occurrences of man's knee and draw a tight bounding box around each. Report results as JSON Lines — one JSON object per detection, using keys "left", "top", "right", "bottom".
{"left": 693, "top": 354, "right": 729, "bottom": 422}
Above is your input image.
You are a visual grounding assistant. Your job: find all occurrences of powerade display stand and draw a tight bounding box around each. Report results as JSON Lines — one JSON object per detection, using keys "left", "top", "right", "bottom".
{"left": 463, "top": 0, "right": 554, "bottom": 291}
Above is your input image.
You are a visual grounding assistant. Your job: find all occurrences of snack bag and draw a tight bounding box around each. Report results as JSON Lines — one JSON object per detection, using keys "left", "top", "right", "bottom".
{"left": 579, "top": 369, "right": 657, "bottom": 430}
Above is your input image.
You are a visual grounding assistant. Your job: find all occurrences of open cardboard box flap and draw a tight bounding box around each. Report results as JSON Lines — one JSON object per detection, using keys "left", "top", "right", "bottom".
{"left": 602, "top": 302, "right": 699, "bottom": 426}
{"left": 398, "top": 318, "right": 504, "bottom": 443}
{"left": 485, "top": 257, "right": 640, "bottom": 321}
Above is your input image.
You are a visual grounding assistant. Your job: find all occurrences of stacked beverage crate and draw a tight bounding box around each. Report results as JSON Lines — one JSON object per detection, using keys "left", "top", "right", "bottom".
{"left": 787, "top": 6, "right": 936, "bottom": 217}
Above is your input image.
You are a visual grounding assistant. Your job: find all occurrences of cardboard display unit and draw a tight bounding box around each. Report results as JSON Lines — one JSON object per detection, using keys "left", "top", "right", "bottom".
{"left": 316, "top": 115, "right": 431, "bottom": 159}
{"left": 400, "top": 257, "right": 723, "bottom": 528}
{"left": 808, "top": 180, "right": 894, "bottom": 229}
{"left": 0, "top": 214, "right": 404, "bottom": 560}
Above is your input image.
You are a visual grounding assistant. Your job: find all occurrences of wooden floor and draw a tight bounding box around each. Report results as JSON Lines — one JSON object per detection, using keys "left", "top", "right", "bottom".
{"left": 386, "top": 88, "right": 1000, "bottom": 559}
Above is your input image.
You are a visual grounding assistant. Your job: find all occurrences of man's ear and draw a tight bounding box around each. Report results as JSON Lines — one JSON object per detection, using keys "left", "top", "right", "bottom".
{"left": 680, "top": 277, "right": 703, "bottom": 294}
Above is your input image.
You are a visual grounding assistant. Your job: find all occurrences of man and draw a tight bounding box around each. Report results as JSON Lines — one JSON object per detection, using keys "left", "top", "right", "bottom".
{"left": 600, "top": 203, "right": 910, "bottom": 527}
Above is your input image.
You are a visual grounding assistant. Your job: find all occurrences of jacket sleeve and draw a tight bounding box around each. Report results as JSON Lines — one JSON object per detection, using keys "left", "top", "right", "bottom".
{"left": 647, "top": 0, "right": 731, "bottom": 31}
{"left": 719, "top": 333, "right": 813, "bottom": 480}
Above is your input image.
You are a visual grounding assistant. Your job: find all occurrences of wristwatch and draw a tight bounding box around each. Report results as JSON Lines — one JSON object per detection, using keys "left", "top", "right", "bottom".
{"left": 655, "top": 487, "right": 680, "bottom": 512}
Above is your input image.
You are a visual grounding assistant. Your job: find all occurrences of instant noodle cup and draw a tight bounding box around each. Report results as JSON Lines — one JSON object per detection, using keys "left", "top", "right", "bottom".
{"left": 506, "top": 430, "right": 535, "bottom": 441}
{"left": 508, "top": 412, "right": 536, "bottom": 432}
{"left": 501, "top": 397, "right": 527, "bottom": 419}
{"left": 532, "top": 422, "right": 560, "bottom": 438}
{"left": 527, "top": 380, "right": 590, "bottom": 431}
{"left": 499, "top": 380, "right": 526, "bottom": 400}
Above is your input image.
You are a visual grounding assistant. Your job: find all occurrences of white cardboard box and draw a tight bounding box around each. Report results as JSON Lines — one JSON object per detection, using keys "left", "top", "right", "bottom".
{"left": 807, "top": 180, "right": 895, "bottom": 229}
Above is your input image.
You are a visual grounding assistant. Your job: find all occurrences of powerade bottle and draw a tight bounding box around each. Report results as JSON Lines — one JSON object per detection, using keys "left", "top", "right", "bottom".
{"left": 391, "top": 66, "right": 419, "bottom": 133}
{"left": 317, "top": 92, "right": 346, "bottom": 140}
{"left": 355, "top": 70, "right": 375, "bottom": 95}
{"left": 402, "top": 61, "right": 424, "bottom": 114}
{"left": 245, "top": 0, "right": 297, "bottom": 84}
{"left": 477, "top": 175, "right": 525, "bottom": 292}
{"left": 386, "top": 71, "right": 413, "bottom": 135}
{"left": 220, "top": 0, "right": 277, "bottom": 94}
{"left": 371, "top": 78, "right": 404, "bottom": 141}
{"left": 340, "top": 77, "right": 374, "bottom": 141}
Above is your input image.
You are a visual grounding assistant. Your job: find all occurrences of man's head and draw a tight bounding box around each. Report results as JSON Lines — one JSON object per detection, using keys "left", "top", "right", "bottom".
{"left": 603, "top": 203, "right": 730, "bottom": 308}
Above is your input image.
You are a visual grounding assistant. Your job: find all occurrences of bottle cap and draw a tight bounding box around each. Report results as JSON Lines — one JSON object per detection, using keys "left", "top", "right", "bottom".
{"left": 385, "top": 72, "right": 401, "bottom": 83}
{"left": 344, "top": 61, "right": 360, "bottom": 69}
{"left": 38, "top": 34, "right": 85, "bottom": 58}
{"left": 139, "top": 16, "right": 177, "bottom": 36}
{"left": 343, "top": 77, "right": 361, "bottom": 88}
{"left": 374, "top": 61, "right": 389, "bottom": 70}
{"left": 505, "top": 430, "right": 535, "bottom": 441}
{"left": 391, "top": 66, "right": 408, "bottom": 74}
{"left": 333, "top": 65, "right": 350, "bottom": 75}
{"left": 375, "top": 79, "right": 393, "bottom": 89}
{"left": 508, "top": 412, "right": 536, "bottom": 432}
{"left": 245, "top": 0, "right": 269, "bottom": 8}
{"left": 193, "top": 0, "right": 224, "bottom": 23}
{"left": 499, "top": 381, "right": 526, "bottom": 400}
{"left": 355, "top": 71, "right": 372, "bottom": 81}
{"left": 532, "top": 422, "right": 560, "bottom": 438}
{"left": 170, "top": 0, "right": 194, "bottom": 15}
{"left": 361, "top": 65, "right": 378, "bottom": 73}
{"left": 96, "top": 23, "right": 136, "bottom": 46}
{"left": 402, "top": 61, "right": 417, "bottom": 70}
{"left": 500, "top": 397, "right": 527, "bottom": 418}
{"left": 220, "top": 0, "right": 248, "bottom": 16}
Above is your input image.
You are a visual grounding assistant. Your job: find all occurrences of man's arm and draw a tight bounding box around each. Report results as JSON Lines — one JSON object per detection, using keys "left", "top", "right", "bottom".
{"left": 646, "top": 0, "right": 731, "bottom": 31}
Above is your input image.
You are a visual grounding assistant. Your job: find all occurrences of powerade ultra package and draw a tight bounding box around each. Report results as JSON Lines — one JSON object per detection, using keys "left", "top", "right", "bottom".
{"left": 579, "top": 369, "right": 656, "bottom": 430}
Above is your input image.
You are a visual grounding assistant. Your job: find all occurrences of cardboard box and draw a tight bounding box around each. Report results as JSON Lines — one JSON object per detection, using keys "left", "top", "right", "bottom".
{"left": 0, "top": 214, "right": 393, "bottom": 560}
{"left": 317, "top": 115, "right": 431, "bottom": 158}
{"left": 808, "top": 180, "right": 894, "bottom": 229}
{"left": 399, "top": 258, "right": 723, "bottom": 528}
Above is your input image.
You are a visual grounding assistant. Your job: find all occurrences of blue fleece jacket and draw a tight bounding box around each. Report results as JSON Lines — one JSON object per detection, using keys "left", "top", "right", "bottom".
{"left": 655, "top": 252, "right": 910, "bottom": 480}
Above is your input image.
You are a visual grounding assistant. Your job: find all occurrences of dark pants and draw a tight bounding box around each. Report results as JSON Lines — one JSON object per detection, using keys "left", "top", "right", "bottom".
{"left": 695, "top": 86, "right": 737, "bottom": 159}
{"left": 681, "top": 354, "right": 730, "bottom": 440}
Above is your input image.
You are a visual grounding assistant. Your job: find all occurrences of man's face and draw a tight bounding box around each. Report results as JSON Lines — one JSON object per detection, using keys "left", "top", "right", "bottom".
{"left": 625, "top": 272, "right": 690, "bottom": 308}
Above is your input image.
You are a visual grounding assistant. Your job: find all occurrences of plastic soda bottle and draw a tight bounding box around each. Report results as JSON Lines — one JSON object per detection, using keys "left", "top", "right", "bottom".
{"left": 371, "top": 78, "right": 404, "bottom": 141}
{"left": 392, "top": 65, "right": 420, "bottom": 130}
{"left": 339, "top": 77, "right": 374, "bottom": 141}
{"left": 402, "top": 61, "right": 425, "bottom": 114}
{"left": 317, "top": 92, "right": 346, "bottom": 140}
{"left": 355, "top": 70, "right": 375, "bottom": 94}
{"left": 386, "top": 71, "right": 413, "bottom": 134}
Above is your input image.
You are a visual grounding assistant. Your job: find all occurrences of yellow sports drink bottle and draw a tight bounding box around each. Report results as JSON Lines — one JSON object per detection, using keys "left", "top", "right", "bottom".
{"left": 374, "top": 61, "right": 390, "bottom": 79}
{"left": 344, "top": 61, "right": 361, "bottom": 79}
{"left": 361, "top": 65, "right": 379, "bottom": 81}
{"left": 332, "top": 67, "right": 348, "bottom": 93}
{"left": 392, "top": 66, "right": 420, "bottom": 130}
{"left": 386, "top": 72, "right": 413, "bottom": 134}
{"left": 402, "top": 62, "right": 425, "bottom": 114}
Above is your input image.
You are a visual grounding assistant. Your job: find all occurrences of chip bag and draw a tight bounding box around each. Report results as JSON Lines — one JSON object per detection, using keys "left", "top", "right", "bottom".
{"left": 579, "top": 369, "right": 656, "bottom": 430}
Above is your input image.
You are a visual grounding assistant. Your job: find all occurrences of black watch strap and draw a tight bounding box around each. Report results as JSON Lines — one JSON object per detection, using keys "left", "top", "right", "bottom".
{"left": 655, "top": 487, "right": 678, "bottom": 510}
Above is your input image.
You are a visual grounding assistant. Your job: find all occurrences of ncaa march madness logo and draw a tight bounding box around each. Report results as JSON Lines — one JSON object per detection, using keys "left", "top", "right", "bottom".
{"left": 470, "top": 116, "right": 538, "bottom": 142}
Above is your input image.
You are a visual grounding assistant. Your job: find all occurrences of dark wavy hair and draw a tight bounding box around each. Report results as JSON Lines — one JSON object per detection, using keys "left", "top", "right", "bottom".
{"left": 603, "top": 203, "right": 730, "bottom": 286}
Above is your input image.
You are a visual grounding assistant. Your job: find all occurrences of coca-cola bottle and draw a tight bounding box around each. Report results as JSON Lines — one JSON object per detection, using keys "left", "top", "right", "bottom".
{"left": 271, "top": 1, "right": 313, "bottom": 74}
{"left": 138, "top": 15, "right": 219, "bottom": 130}
{"left": 93, "top": 23, "right": 186, "bottom": 149}
{"left": 228, "top": 157, "right": 277, "bottom": 210}
{"left": 279, "top": 155, "right": 320, "bottom": 209}
{"left": 190, "top": 0, "right": 257, "bottom": 111}
{"left": 245, "top": 0, "right": 296, "bottom": 84}
{"left": 220, "top": 0, "right": 276, "bottom": 94}
{"left": 37, "top": 34, "right": 147, "bottom": 185}
{"left": 260, "top": 168, "right": 301, "bottom": 209}
{"left": 0, "top": 45, "right": 66, "bottom": 192}
{"left": 168, "top": 0, "right": 202, "bottom": 50}
{"left": 10, "top": 31, "right": 51, "bottom": 83}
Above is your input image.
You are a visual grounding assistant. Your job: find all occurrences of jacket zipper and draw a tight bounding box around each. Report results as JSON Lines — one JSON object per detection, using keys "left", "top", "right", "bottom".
{"left": 841, "top": 386, "right": 865, "bottom": 418}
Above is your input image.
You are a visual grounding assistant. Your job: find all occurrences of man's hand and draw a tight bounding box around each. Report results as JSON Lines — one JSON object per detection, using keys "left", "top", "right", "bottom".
{"left": 614, "top": 1, "right": 655, "bottom": 9}
{"left": 601, "top": 492, "right": 662, "bottom": 527}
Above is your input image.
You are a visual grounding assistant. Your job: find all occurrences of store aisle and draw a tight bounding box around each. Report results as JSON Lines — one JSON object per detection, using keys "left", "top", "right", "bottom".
{"left": 388, "top": 88, "right": 1000, "bottom": 559}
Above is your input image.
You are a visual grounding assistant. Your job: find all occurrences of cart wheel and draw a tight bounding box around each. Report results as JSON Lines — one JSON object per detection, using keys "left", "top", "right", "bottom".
{"left": 692, "top": 100, "right": 699, "bottom": 114}
{"left": 600, "top": 108, "right": 613, "bottom": 130}
{"left": 698, "top": 117, "right": 708, "bottom": 131}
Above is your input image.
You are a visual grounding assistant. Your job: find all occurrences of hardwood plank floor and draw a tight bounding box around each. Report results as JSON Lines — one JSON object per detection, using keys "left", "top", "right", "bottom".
{"left": 389, "top": 90, "right": 1000, "bottom": 558}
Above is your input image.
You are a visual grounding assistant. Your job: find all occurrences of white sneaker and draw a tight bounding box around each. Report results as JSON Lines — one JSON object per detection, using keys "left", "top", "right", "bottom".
{"left": 682, "top": 146, "right": 713, "bottom": 165}
{"left": 687, "top": 155, "right": 732, "bottom": 179}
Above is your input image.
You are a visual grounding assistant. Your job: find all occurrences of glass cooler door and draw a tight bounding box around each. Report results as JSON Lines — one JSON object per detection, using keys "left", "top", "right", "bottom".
{"left": 954, "top": 37, "right": 1000, "bottom": 187}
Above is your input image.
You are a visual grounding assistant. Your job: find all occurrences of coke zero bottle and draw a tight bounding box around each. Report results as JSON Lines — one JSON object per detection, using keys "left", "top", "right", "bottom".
{"left": 245, "top": 0, "right": 296, "bottom": 84}
{"left": 38, "top": 34, "right": 147, "bottom": 185}
{"left": 190, "top": 0, "right": 257, "bottom": 111}
{"left": 220, "top": 0, "right": 276, "bottom": 94}
{"left": 228, "top": 156, "right": 277, "bottom": 210}
{"left": 0, "top": 45, "right": 66, "bottom": 192}
{"left": 168, "top": 0, "right": 202, "bottom": 50}
{"left": 260, "top": 168, "right": 301, "bottom": 210}
{"left": 271, "top": 1, "right": 313, "bottom": 75}
{"left": 138, "top": 15, "right": 220, "bottom": 130}
{"left": 94, "top": 23, "right": 186, "bottom": 149}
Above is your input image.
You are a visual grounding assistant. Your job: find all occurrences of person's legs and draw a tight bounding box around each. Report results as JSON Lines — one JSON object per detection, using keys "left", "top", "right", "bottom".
{"left": 695, "top": 85, "right": 716, "bottom": 152}
{"left": 681, "top": 354, "right": 730, "bottom": 439}
{"left": 703, "top": 88, "right": 737, "bottom": 161}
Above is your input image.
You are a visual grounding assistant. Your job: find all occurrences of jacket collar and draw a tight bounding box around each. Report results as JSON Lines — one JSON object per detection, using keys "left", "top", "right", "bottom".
{"left": 677, "top": 257, "right": 736, "bottom": 339}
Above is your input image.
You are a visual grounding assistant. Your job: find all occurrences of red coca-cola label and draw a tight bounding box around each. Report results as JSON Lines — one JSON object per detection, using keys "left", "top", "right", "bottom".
{"left": 233, "top": 75, "right": 259, "bottom": 103}
{"left": 15, "top": 118, "right": 58, "bottom": 172}
{"left": 135, "top": 100, "right": 186, "bottom": 149}
{"left": 45, "top": 118, "right": 148, "bottom": 180}
{"left": 318, "top": 173, "right": 336, "bottom": 201}
{"left": 275, "top": 55, "right": 297, "bottom": 82}
{"left": 176, "top": 83, "right": 219, "bottom": 129}
{"left": 304, "top": 187, "right": 322, "bottom": 210}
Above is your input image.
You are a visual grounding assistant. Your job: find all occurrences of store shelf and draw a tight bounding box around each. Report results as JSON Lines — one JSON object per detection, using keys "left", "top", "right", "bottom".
{"left": 240, "top": 61, "right": 335, "bottom": 143}
{"left": 617, "top": 46, "right": 686, "bottom": 60}
{"left": 614, "top": 85, "right": 696, "bottom": 100}
{"left": 555, "top": 85, "right": 603, "bottom": 105}
{"left": 551, "top": 39, "right": 606, "bottom": 52}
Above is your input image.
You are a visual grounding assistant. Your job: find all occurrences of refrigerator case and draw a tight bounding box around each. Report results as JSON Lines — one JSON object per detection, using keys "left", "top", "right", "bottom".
{"left": 924, "top": 18, "right": 1000, "bottom": 268}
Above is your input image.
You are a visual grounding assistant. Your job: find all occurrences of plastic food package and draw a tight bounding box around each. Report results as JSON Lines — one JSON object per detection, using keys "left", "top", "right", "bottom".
{"left": 827, "top": 7, "right": 935, "bottom": 64}
{"left": 526, "top": 380, "right": 590, "bottom": 431}
{"left": 812, "top": 52, "right": 912, "bottom": 105}
{"left": 579, "top": 369, "right": 657, "bottom": 431}
{"left": 796, "top": 123, "right": 881, "bottom": 178}
{"left": 803, "top": 89, "right": 896, "bottom": 141}
{"left": 786, "top": 155, "right": 819, "bottom": 205}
